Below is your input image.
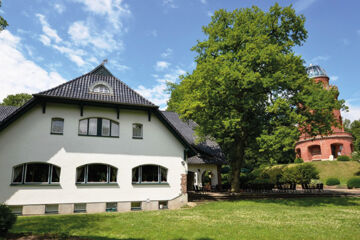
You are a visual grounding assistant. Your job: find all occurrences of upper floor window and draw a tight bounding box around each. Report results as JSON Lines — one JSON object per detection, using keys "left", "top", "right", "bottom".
{"left": 76, "top": 164, "right": 117, "bottom": 184}
{"left": 89, "top": 81, "right": 113, "bottom": 95}
{"left": 132, "top": 123, "right": 143, "bottom": 139}
{"left": 79, "top": 118, "right": 119, "bottom": 137}
{"left": 93, "top": 84, "right": 110, "bottom": 94}
{"left": 12, "top": 163, "right": 60, "bottom": 184}
{"left": 132, "top": 165, "right": 167, "bottom": 184}
{"left": 51, "top": 118, "right": 64, "bottom": 135}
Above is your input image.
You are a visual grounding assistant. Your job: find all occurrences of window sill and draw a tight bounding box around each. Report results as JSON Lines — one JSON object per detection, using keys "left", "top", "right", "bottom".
{"left": 132, "top": 182, "right": 169, "bottom": 185}
{"left": 78, "top": 134, "right": 119, "bottom": 138}
{"left": 132, "top": 136, "right": 143, "bottom": 140}
{"left": 10, "top": 183, "right": 60, "bottom": 186}
{"left": 76, "top": 182, "right": 118, "bottom": 186}
{"left": 51, "top": 132, "right": 63, "bottom": 135}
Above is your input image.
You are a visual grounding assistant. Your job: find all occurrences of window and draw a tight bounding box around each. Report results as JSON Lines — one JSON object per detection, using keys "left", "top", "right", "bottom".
{"left": 132, "top": 123, "right": 143, "bottom": 139}
{"left": 131, "top": 202, "right": 141, "bottom": 211}
{"left": 106, "top": 202, "right": 117, "bottom": 212}
{"left": 309, "top": 145, "right": 321, "bottom": 156}
{"left": 76, "top": 164, "right": 117, "bottom": 184}
{"left": 9, "top": 206, "right": 22, "bottom": 216}
{"left": 45, "top": 204, "right": 59, "bottom": 214}
{"left": 51, "top": 118, "right": 64, "bottom": 134}
{"left": 12, "top": 163, "right": 60, "bottom": 184}
{"left": 74, "top": 203, "right": 86, "bottom": 213}
{"left": 159, "top": 201, "right": 168, "bottom": 210}
{"left": 132, "top": 165, "right": 168, "bottom": 184}
{"left": 93, "top": 84, "right": 110, "bottom": 94}
{"left": 78, "top": 118, "right": 119, "bottom": 137}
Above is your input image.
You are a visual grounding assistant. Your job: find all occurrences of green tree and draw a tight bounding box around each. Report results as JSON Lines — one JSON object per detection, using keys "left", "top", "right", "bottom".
{"left": 0, "top": 0, "right": 8, "bottom": 31}
{"left": 1, "top": 93, "right": 32, "bottom": 107}
{"left": 344, "top": 118, "right": 360, "bottom": 152}
{"left": 167, "top": 4, "right": 344, "bottom": 191}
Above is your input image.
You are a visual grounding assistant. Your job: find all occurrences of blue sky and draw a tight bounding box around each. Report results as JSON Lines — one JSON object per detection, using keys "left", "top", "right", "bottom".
{"left": 0, "top": 0, "right": 359, "bottom": 120}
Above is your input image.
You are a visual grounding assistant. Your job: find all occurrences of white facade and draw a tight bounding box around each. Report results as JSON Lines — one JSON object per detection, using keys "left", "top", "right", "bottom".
{"left": 0, "top": 103, "right": 187, "bottom": 206}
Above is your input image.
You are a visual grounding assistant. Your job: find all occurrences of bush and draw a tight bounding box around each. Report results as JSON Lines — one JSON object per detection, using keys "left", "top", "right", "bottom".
{"left": 281, "top": 163, "right": 319, "bottom": 184}
{"left": 347, "top": 177, "right": 360, "bottom": 189}
{"left": 294, "top": 158, "right": 304, "bottom": 164}
{"left": 0, "top": 204, "right": 17, "bottom": 237}
{"left": 326, "top": 177, "right": 340, "bottom": 186}
{"left": 337, "top": 155, "right": 350, "bottom": 161}
{"left": 355, "top": 169, "right": 360, "bottom": 176}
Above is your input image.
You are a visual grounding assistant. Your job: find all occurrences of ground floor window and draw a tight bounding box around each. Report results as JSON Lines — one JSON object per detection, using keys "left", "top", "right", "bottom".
{"left": 74, "top": 203, "right": 86, "bottom": 213}
{"left": 45, "top": 204, "right": 59, "bottom": 214}
{"left": 309, "top": 145, "right": 321, "bottom": 156}
{"left": 12, "top": 163, "right": 60, "bottom": 184}
{"left": 159, "top": 201, "right": 168, "bottom": 210}
{"left": 132, "top": 165, "right": 168, "bottom": 184}
{"left": 106, "top": 202, "right": 117, "bottom": 212}
{"left": 76, "top": 164, "right": 117, "bottom": 184}
{"left": 131, "top": 202, "right": 141, "bottom": 211}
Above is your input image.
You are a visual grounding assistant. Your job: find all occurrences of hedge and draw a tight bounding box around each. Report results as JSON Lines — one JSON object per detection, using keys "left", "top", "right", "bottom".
{"left": 326, "top": 177, "right": 340, "bottom": 186}
{"left": 347, "top": 177, "right": 360, "bottom": 189}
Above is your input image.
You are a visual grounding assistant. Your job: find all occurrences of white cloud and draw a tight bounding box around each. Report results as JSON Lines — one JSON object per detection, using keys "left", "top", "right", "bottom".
{"left": 73, "top": 0, "right": 131, "bottom": 30}
{"left": 309, "top": 55, "right": 330, "bottom": 65}
{"left": 0, "top": 30, "right": 66, "bottom": 102}
{"left": 135, "top": 68, "right": 186, "bottom": 109}
{"left": 342, "top": 101, "right": 360, "bottom": 122}
{"left": 293, "top": 0, "right": 317, "bottom": 12}
{"left": 39, "top": 34, "right": 51, "bottom": 46}
{"left": 155, "top": 61, "right": 171, "bottom": 71}
{"left": 207, "top": 11, "right": 213, "bottom": 17}
{"left": 54, "top": 3, "right": 66, "bottom": 14}
{"left": 330, "top": 75, "right": 339, "bottom": 81}
{"left": 161, "top": 48, "right": 173, "bottom": 58}
{"left": 68, "top": 21, "right": 123, "bottom": 53}
{"left": 36, "top": 14, "right": 62, "bottom": 43}
{"left": 163, "top": 0, "right": 178, "bottom": 8}
{"left": 109, "top": 60, "right": 130, "bottom": 72}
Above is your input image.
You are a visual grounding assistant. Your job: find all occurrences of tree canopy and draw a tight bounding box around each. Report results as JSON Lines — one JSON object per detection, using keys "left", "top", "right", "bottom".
{"left": 0, "top": 0, "right": 8, "bottom": 31}
{"left": 167, "top": 4, "right": 344, "bottom": 191}
{"left": 1, "top": 93, "right": 32, "bottom": 107}
{"left": 344, "top": 118, "right": 360, "bottom": 153}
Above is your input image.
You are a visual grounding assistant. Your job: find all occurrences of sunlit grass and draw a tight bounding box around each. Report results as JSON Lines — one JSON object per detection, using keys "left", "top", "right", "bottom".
{"left": 10, "top": 197, "right": 360, "bottom": 240}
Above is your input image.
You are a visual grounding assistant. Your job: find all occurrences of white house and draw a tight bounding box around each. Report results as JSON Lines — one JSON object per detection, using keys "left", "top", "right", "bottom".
{"left": 0, "top": 64, "right": 225, "bottom": 215}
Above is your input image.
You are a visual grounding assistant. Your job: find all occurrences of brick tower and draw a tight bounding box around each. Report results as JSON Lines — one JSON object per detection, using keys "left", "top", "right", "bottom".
{"left": 295, "top": 65, "right": 354, "bottom": 162}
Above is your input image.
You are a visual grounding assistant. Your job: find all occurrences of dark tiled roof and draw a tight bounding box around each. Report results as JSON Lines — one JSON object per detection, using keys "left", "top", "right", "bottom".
{"left": 0, "top": 106, "right": 18, "bottom": 122}
{"left": 161, "top": 111, "right": 225, "bottom": 165}
{"left": 35, "top": 64, "right": 156, "bottom": 107}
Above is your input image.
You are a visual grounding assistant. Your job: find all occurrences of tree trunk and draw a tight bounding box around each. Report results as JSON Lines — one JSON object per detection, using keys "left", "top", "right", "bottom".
{"left": 230, "top": 141, "right": 245, "bottom": 192}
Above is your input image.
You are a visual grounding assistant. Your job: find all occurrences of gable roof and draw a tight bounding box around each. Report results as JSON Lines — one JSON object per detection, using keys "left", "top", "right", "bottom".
{"left": 0, "top": 106, "right": 18, "bottom": 122}
{"left": 161, "top": 111, "right": 225, "bottom": 165}
{"left": 34, "top": 64, "right": 156, "bottom": 107}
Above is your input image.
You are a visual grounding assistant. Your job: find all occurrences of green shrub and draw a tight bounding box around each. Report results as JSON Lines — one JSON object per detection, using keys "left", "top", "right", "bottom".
{"left": 0, "top": 204, "right": 17, "bottom": 237}
{"left": 294, "top": 158, "right": 304, "bottom": 164}
{"left": 347, "top": 177, "right": 360, "bottom": 189}
{"left": 355, "top": 170, "right": 360, "bottom": 176}
{"left": 351, "top": 152, "right": 360, "bottom": 161}
{"left": 326, "top": 177, "right": 340, "bottom": 186}
{"left": 337, "top": 155, "right": 350, "bottom": 161}
{"left": 281, "top": 163, "right": 319, "bottom": 184}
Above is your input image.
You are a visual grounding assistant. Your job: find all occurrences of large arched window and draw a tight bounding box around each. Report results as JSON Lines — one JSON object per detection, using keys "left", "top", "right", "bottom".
{"left": 89, "top": 81, "right": 113, "bottom": 95}
{"left": 132, "top": 165, "right": 168, "bottom": 184}
{"left": 78, "top": 118, "right": 119, "bottom": 137}
{"left": 12, "top": 163, "right": 61, "bottom": 184}
{"left": 76, "top": 164, "right": 117, "bottom": 184}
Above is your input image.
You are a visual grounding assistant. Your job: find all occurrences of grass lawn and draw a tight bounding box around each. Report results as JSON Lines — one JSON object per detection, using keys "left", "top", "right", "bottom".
{"left": 311, "top": 161, "right": 360, "bottom": 186}
{"left": 9, "top": 197, "right": 360, "bottom": 240}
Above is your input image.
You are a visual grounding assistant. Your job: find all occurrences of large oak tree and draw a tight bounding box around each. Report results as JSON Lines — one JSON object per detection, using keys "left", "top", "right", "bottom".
{"left": 167, "top": 4, "right": 344, "bottom": 191}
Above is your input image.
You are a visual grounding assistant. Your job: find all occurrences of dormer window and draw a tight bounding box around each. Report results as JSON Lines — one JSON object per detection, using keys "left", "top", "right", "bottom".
{"left": 89, "top": 81, "right": 113, "bottom": 95}
{"left": 93, "top": 84, "right": 110, "bottom": 94}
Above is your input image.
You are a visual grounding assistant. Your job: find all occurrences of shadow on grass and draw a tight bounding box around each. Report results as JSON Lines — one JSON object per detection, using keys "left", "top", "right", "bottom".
{"left": 232, "top": 197, "right": 360, "bottom": 207}
{"left": 7, "top": 233, "right": 214, "bottom": 240}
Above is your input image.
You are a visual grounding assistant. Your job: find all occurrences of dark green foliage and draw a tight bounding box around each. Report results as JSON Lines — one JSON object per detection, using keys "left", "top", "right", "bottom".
{"left": 347, "top": 177, "right": 360, "bottom": 189}
{"left": 294, "top": 158, "right": 304, "bottom": 164}
{"left": 355, "top": 169, "right": 360, "bottom": 176}
{"left": 167, "top": 3, "right": 345, "bottom": 191}
{"left": 1, "top": 93, "right": 32, "bottom": 107}
{"left": 0, "top": 204, "right": 17, "bottom": 237}
{"left": 0, "top": 1, "right": 8, "bottom": 32}
{"left": 326, "top": 177, "right": 340, "bottom": 186}
{"left": 344, "top": 119, "right": 360, "bottom": 152}
{"left": 337, "top": 155, "right": 350, "bottom": 162}
{"left": 280, "top": 163, "right": 319, "bottom": 184}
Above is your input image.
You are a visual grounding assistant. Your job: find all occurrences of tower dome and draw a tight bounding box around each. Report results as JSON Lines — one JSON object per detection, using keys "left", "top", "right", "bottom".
{"left": 306, "top": 64, "right": 328, "bottom": 78}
